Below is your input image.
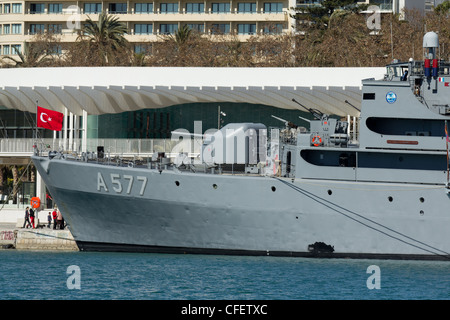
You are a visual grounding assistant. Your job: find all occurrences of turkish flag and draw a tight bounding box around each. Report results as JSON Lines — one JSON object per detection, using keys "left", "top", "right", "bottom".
{"left": 37, "top": 106, "right": 63, "bottom": 131}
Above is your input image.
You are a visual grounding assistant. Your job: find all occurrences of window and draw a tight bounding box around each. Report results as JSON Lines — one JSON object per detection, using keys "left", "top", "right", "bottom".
{"left": 3, "top": 24, "right": 10, "bottom": 34}
{"left": 264, "top": 2, "right": 282, "bottom": 13}
{"left": 186, "top": 24, "right": 204, "bottom": 32}
{"left": 11, "top": 44, "right": 21, "bottom": 54}
{"left": 3, "top": 45, "right": 10, "bottom": 55}
{"left": 134, "top": 44, "right": 151, "bottom": 54}
{"left": 211, "top": 3, "right": 230, "bottom": 13}
{"left": 237, "top": 23, "right": 256, "bottom": 34}
{"left": 211, "top": 23, "right": 230, "bottom": 34}
{"left": 30, "top": 3, "right": 45, "bottom": 14}
{"left": 363, "top": 93, "right": 376, "bottom": 100}
{"left": 48, "top": 3, "right": 63, "bottom": 13}
{"left": 30, "top": 24, "right": 45, "bottom": 34}
{"left": 12, "top": 3, "right": 22, "bottom": 13}
{"left": 160, "top": 24, "right": 177, "bottom": 34}
{"left": 84, "top": 3, "right": 102, "bottom": 14}
{"left": 160, "top": 3, "right": 178, "bottom": 13}
{"left": 4, "top": 4, "right": 10, "bottom": 14}
{"left": 135, "top": 24, "right": 153, "bottom": 35}
{"left": 263, "top": 23, "right": 282, "bottom": 34}
{"left": 109, "top": 3, "right": 127, "bottom": 13}
{"left": 186, "top": 3, "right": 204, "bottom": 13}
{"left": 49, "top": 24, "right": 62, "bottom": 34}
{"left": 12, "top": 24, "right": 22, "bottom": 34}
{"left": 49, "top": 45, "right": 62, "bottom": 55}
{"left": 135, "top": 3, "right": 153, "bottom": 13}
{"left": 238, "top": 3, "right": 256, "bottom": 13}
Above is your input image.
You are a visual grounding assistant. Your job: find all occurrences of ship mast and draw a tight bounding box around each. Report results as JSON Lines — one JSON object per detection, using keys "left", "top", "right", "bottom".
{"left": 446, "top": 120, "right": 449, "bottom": 188}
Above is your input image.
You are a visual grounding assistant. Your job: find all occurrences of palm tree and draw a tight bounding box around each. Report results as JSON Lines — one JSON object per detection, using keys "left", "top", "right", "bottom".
{"left": 170, "top": 25, "right": 192, "bottom": 46}
{"left": 1, "top": 43, "right": 52, "bottom": 67}
{"left": 77, "top": 13, "right": 129, "bottom": 65}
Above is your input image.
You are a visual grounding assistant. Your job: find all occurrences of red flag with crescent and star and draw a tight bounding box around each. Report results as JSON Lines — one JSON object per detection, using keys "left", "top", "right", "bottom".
{"left": 36, "top": 106, "right": 63, "bottom": 131}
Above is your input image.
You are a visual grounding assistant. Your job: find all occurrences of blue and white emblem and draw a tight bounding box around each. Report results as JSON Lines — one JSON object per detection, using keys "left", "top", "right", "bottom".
{"left": 386, "top": 91, "right": 397, "bottom": 104}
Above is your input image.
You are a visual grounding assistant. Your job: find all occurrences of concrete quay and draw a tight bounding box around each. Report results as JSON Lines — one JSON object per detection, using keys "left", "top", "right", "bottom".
{"left": 0, "top": 222, "right": 79, "bottom": 251}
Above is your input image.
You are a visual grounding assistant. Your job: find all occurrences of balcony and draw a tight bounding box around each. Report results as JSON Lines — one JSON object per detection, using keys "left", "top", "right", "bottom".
{"left": 4, "top": 8, "right": 288, "bottom": 22}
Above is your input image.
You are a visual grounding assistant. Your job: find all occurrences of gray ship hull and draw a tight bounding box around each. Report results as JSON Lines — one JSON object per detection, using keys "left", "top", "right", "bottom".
{"left": 32, "top": 156, "right": 450, "bottom": 260}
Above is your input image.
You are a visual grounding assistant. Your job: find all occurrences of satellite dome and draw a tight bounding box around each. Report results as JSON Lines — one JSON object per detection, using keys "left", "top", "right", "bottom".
{"left": 423, "top": 32, "right": 439, "bottom": 48}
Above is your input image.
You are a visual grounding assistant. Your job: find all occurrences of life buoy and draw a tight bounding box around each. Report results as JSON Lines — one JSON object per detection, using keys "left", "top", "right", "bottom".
{"left": 30, "top": 197, "right": 41, "bottom": 209}
{"left": 312, "top": 135, "right": 322, "bottom": 147}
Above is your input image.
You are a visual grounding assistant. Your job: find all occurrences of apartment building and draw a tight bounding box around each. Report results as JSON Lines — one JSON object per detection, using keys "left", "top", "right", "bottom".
{"left": 0, "top": 0, "right": 294, "bottom": 56}
{"left": 358, "top": 0, "right": 446, "bottom": 14}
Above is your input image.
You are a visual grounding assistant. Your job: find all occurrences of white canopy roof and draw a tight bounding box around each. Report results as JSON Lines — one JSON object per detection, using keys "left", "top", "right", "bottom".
{"left": 0, "top": 67, "right": 385, "bottom": 117}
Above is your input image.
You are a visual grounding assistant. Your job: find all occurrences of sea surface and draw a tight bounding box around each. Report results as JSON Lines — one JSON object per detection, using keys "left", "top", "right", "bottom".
{"left": 0, "top": 250, "right": 449, "bottom": 301}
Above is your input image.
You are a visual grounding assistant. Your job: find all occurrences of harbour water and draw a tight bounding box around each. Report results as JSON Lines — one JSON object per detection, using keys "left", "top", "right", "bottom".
{"left": 0, "top": 250, "right": 448, "bottom": 301}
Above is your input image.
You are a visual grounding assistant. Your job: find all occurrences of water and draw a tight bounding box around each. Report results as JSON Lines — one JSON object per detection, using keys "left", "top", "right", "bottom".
{"left": 0, "top": 250, "right": 449, "bottom": 300}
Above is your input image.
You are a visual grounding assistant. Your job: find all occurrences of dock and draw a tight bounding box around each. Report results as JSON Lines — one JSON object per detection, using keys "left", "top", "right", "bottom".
{"left": 0, "top": 222, "right": 79, "bottom": 251}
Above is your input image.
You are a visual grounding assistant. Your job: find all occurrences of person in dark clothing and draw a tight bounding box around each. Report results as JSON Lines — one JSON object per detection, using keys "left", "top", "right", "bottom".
{"left": 23, "top": 207, "right": 32, "bottom": 228}
{"left": 52, "top": 210, "right": 57, "bottom": 229}
{"left": 47, "top": 212, "right": 52, "bottom": 228}
{"left": 29, "top": 208, "right": 35, "bottom": 228}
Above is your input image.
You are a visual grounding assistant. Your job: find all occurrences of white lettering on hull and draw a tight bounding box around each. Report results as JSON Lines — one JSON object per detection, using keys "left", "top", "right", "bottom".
{"left": 97, "top": 172, "right": 147, "bottom": 195}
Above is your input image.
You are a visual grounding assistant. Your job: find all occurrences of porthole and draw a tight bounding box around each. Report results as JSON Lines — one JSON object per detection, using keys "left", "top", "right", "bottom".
{"left": 213, "top": 184, "right": 218, "bottom": 189}
{"left": 327, "top": 190, "right": 332, "bottom": 195}
{"left": 420, "top": 210, "right": 424, "bottom": 215}
{"left": 388, "top": 196, "right": 393, "bottom": 202}
{"left": 175, "top": 181, "right": 180, "bottom": 186}
{"left": 271, "top": 186, "right": 276, "bottom": 192}
{"left": 419, "top": 197, "right": 424, "bottom": 203}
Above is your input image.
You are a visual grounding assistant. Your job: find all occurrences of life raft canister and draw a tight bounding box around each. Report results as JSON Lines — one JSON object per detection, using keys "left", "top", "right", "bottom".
{"left": 30, "top": 197, "right": 41, "bottom": 209}
{"left": 311, "top": 135, "right": 322, "bottom": 147}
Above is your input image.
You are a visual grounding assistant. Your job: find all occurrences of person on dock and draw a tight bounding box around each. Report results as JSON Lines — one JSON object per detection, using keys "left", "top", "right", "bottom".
{"left": 52, "top": 209, "right": 57, "bottom": 229}
{"left": 56, "top": 210, "right": 63, "bottom": 229}
{"left": 29, "top": 208, "right": 35, "bottom": 229}
{"left": 47, "top": 212, "right": 52, "bottom": 228}
{"left": 23, "top": 207, "right": 32, "bottom": 228}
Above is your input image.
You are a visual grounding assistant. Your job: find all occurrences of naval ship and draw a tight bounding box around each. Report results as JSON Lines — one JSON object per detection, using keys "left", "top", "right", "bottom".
{"left": 32, "top": 32, "right": 450, "bottom": 260}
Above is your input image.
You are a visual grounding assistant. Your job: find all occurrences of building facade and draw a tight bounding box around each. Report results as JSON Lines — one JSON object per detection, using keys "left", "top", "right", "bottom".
{"left": 0, "top": 0, "right": 295, "bottom": 57}
{"left": 358, "top": 0, "right": 446, "bottom": 14}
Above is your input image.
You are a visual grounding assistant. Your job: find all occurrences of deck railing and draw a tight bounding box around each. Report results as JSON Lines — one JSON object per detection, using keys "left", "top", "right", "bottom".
{"left": 0, "top": 138, "right": 183, "bottom": 156}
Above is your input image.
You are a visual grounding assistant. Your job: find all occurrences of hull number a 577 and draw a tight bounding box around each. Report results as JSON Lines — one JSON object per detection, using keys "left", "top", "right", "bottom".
{"left": 97, "top": 172, "right": 147, "bottom": 195}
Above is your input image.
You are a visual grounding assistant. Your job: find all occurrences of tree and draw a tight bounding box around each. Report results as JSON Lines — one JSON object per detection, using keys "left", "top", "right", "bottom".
{"left": 169, "top": 24, "right": 192, "bottom": 46}
{"left": 0, "top": 33, "right": 60, "bottom": 67}
{"left": 77, "top": 13, "right": 130, "bottom": 65}
{"left": 434, "top": 0, "right": 450, "bottom": 15}
{"left": 293, "top": 0, "right": 368, "bottom": 30}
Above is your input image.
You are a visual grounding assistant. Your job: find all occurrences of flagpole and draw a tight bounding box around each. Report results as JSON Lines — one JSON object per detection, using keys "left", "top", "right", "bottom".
{"left": 35, "top": 100, "right": 38, "bottom": 155}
